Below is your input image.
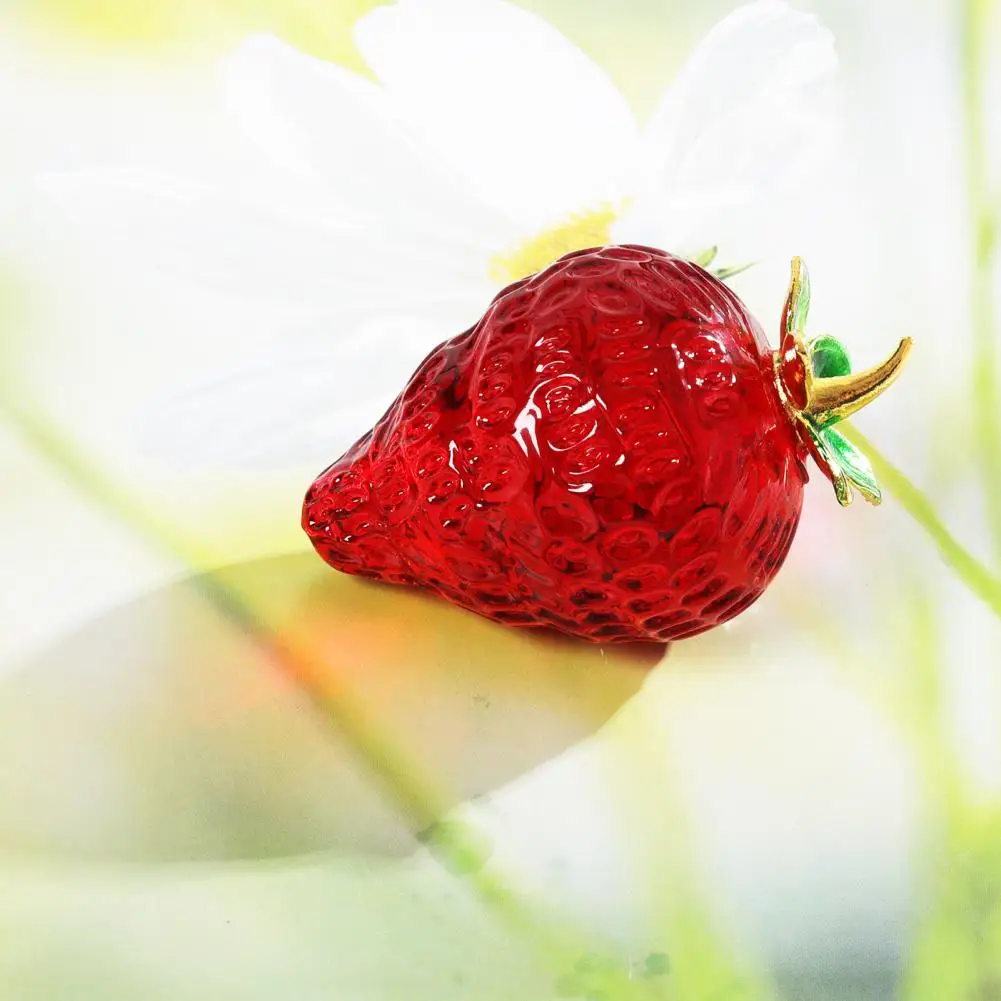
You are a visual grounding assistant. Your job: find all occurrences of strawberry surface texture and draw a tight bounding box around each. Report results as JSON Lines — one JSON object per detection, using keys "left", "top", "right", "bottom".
{"left": 303, "top": 246, "right": 810, "bottom": 644}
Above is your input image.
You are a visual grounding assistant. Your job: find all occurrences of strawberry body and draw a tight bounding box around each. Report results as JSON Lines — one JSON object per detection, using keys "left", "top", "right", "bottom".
{"left": 303, "top": 246, "right": 814, "bottom": 644}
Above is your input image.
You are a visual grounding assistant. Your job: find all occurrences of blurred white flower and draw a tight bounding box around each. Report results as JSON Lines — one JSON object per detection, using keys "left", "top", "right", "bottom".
{"left": 40, "top": 0, "right": 838, "bottom": 468}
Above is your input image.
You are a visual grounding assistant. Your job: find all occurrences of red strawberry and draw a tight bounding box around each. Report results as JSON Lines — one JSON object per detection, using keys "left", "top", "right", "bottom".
{"left": 303, "top": 246, "right": 909, "bottom": 644}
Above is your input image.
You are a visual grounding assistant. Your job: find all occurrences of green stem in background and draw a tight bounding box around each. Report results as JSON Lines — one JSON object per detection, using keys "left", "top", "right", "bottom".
{"left": 0, "top": 393, "right": 453, "bottom": 836}
{"left": 962, "top": 0, "right": 1001, "bottom": 565}
{"left": 842, "top": 423, "right": 1001, "bottom": 622}
{"left": 0, "top": 393, "right": 681, "bottom": 1000}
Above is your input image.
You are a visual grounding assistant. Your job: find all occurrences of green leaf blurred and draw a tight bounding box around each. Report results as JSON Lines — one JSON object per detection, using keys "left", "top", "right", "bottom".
{"left": 18, "top": 0, "right": 391, "bottom": 70}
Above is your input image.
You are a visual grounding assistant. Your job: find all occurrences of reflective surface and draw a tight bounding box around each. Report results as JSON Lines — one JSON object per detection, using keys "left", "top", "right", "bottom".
{"left": 0, "top": 554, "right": 661, "bottom": 862}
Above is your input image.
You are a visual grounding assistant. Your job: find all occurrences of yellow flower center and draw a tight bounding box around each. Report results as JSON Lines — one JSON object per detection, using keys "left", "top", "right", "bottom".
{"left": 488, "top": 203, "right": 621, "bottom": 285}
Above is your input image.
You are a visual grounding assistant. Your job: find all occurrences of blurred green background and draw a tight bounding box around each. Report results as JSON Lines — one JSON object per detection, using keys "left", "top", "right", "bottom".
{"left": 1, "top": 0, "right": 1000, "bottom": 999}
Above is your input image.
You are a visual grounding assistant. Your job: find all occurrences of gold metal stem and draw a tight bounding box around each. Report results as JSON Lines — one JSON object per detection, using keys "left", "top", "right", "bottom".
{"left": 803, "top": 337, "right": 913, "bottom": 423}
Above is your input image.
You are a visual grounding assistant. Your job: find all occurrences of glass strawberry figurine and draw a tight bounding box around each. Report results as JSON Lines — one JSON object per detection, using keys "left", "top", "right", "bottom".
{"left": 302, "top": 246, "right": 910, "bottom": 644}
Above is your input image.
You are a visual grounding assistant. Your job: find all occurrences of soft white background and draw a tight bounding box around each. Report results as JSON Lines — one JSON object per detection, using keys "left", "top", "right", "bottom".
{"left": 1, "top": 0, "right": 1000, "bottom": 997}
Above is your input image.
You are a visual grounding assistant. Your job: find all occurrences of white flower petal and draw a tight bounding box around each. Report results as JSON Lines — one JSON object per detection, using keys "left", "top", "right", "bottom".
{"left": 136, "top": 317, "right": 444, "bottom": 468}
{"left": 355, "top": 0, "right": 639, "bottom": 232}
{"left": 614, "top": 0, "right": 839, "bottom": 259}
{"left": 220, "top": 34, "right": 516, "bottom": 254}
{"left": 37, "top": 168, "right": 495, "bottom": 318}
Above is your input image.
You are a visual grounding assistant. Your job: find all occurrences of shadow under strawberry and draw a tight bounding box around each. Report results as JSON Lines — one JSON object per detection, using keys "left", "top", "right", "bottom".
{"left": 0, "top": 553, "right": 663, "bottom": 863}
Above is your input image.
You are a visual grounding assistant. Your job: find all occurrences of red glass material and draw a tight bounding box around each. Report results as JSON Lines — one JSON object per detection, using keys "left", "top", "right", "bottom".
{"left": 303, "top": 246, "right": 809, "bottom": 644}
{"left": 779, "top": 346, "right": 809, "bottom": 410}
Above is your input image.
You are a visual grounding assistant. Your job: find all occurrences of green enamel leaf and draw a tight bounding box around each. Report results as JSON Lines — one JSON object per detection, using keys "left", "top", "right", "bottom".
{"left": 691, "top": 246, "right": 718, "bottom": 268}
{"left": 809, "top": 427, "right": 852, "bottom": 506}
{"left": 809, "top": 335, "right": 852, "bottom": 379}
{"left": 822, "top": 427, "right": 883, "bottom": 505}
{"left": 784, "top": 258, "right": 812, "bottom": 338}
{"left": 713, "top": 260, "right": 757, "bottom": 280}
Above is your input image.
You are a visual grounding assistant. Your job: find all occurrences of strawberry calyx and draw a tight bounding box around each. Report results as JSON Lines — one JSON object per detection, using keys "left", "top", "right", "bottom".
{"left": 772, "top": 258, "right": 912, "bottom": 507}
